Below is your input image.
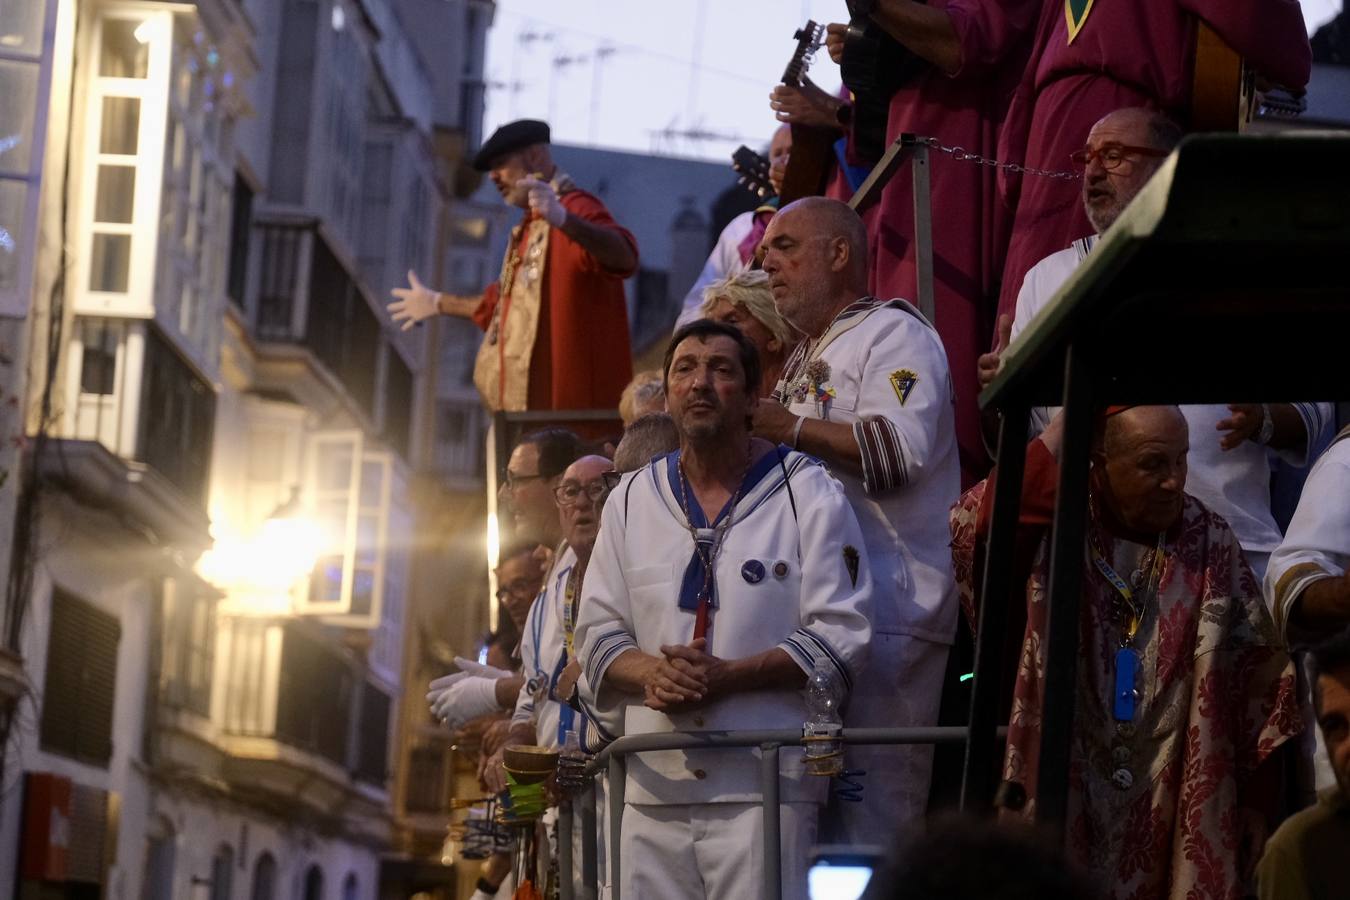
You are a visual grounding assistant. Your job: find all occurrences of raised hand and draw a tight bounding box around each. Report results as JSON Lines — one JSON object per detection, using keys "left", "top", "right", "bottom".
{"left": 388, "top": 269, "right": 438, "bottom": 331}
{"left": 519, "top": 176, "right": 567, "bottom": 228}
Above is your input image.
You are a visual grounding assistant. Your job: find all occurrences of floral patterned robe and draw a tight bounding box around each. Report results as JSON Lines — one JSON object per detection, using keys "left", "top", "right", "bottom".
{"left": 950, "top": 441, "right": 1301, "bottom": 899}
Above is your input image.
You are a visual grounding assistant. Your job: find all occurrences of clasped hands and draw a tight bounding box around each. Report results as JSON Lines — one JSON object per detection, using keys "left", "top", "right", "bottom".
{"left": 641, "top": 638, "right": 726, "bottom": 713}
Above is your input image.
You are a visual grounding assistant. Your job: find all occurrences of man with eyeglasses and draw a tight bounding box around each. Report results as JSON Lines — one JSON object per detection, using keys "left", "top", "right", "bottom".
{"left": 979, "top": 106, "right": 1331, "bottom": 581}
{"left": 427, "top": 430, "right": 583, "bottom": 738}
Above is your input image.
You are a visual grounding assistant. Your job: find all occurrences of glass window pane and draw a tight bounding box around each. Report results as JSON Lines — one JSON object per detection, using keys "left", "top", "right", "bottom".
{"left": 99, "top": 19, "right": 149, "bottom": 78}
{"left": 0, "top": 61, "right": 39, "bottom": 175}
{"left": 359, "top": 460, "right": 384, "bottom": 507}
{"left": 0, "top": 179, "right": 25, "bottom": 292}
{"left": 99, "top": 97, "right": 141, "bottom": 155}
{"left": 0, "top": 0, "right": 47, "bottom": 56}
{"left": 89, "top": 233, "right": 131, "bottom": 292}
{"left": 349, "top": 568, "right": 374, "bottom": 616}
{"left": 94, "top": 165, "right": 136, "bottom": 223}
{"left": 316, "top": 444, "right": 354, "bottom": 491}
{"left": 79, "top": 320, "right": 118, "bottom": 395}
{"left": 310, "top": 556, "right": 344, "bottom": 605}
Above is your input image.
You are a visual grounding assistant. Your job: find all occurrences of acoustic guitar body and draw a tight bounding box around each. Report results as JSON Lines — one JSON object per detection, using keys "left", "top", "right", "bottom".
{"left": 1190, "top": 21, "right": 1254, "bottom": 133}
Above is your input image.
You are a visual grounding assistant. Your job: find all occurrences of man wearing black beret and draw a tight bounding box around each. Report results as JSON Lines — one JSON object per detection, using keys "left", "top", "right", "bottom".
{"left": 389, "top": 119, "right": 639, "bottom": 415}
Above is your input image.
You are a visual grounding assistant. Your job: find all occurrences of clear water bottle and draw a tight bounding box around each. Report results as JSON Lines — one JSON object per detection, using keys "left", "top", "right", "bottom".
{"left": 556, "top": 727, "right": 587, "bottom": 794}
{"left": 803, "top": 659, "right": 844, "bottom": 776}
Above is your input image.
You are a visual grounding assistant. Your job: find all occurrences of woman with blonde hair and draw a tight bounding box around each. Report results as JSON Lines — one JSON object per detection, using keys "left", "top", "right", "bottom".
{"left": 698, "top": 269, "right": 797, "bottom": 397}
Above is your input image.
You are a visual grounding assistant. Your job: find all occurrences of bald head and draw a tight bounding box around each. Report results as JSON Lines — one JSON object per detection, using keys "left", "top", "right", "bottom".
{"left": 760, "top": 197, "right": 869, "bottom": 336}
{"left": 1092, "top": 405, "right": 1189, "bottom": 534}
{"left": 780, "top": 197, "right": 870, "bottom": 281}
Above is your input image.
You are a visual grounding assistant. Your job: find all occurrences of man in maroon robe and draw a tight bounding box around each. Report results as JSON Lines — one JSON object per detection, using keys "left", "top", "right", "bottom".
{"left": 823, "top": 0, "right": 1041, "bottom": 486}
{"left": 995, "top": 0, "right": 1312, "bottom": 323}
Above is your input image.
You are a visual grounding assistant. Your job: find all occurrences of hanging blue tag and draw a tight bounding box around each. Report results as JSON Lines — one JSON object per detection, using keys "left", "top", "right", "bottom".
{"left": 1113, "top": 647, "right": 1140, "bottom": 722}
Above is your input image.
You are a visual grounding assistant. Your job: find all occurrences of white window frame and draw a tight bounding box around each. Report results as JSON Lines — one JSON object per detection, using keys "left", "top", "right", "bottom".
{"left": 0, "top": 0, "right": 60, "bottom": 317}
{"left": 71, "top": 7, "right": 172, "bottom": 319}
{"left": 297, "top": 432, "right": 393, "bottom": 629}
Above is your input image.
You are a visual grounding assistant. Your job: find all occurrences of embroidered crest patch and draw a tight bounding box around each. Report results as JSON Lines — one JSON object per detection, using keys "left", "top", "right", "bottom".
{"left": 889, "top": 369, "right": 919, "bottom": 406}
{"left": 843, "top": 545, "right": 860, "bottom": 588}
{"left": 1064, "top": 0, "right": 1095, "bottom": 44}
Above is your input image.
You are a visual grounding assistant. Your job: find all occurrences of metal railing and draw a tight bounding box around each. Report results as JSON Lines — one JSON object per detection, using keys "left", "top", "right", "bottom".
{"left": 556, "top": 725, "right": 1000, "bottom": 900}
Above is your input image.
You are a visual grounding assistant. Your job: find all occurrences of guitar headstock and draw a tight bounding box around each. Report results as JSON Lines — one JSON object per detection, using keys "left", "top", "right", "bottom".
{"left": 781, "top": 20, "right": 824, "bottom": 87}
{"left": 731, "top": 145, "right": 776, "bottom": 201}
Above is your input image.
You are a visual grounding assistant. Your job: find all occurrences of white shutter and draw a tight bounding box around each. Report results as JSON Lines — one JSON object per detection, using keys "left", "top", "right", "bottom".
{"left": 296, "top": 430, "right": 363, "bottom": 615}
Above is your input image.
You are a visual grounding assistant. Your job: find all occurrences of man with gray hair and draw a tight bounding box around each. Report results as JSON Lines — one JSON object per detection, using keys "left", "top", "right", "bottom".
{"left": 979, "top": 106, "right": 1330, "bottom": 580}
{"left": 613, "top": 412, "right": 680, "bottom": 473}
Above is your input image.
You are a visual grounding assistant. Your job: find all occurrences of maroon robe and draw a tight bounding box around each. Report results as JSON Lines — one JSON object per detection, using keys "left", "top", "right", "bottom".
{"left": 995, "top": 0, "right": 1312, "bottom": 322}
{"left": 870, "top": 0, "right": 1040, "bottom": 486}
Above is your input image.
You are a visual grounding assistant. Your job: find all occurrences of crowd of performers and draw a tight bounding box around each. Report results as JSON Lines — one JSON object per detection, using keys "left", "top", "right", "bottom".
{"left": 386, "top": 2, "right": 1348, "bottom": 898}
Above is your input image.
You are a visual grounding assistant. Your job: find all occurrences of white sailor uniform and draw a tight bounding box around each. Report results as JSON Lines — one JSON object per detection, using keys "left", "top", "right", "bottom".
{"left": 774, "top": 296, "right": 961, "bottom": 841}
{"left": 575, "top": 447, "right": 872, "bottom": 900}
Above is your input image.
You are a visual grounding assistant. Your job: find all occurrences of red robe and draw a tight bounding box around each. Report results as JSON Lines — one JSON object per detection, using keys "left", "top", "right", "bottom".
{"left": 870, "top": 0, "right": 1041, "bottom": 486}
{"left": 995, "top": 0, "right": 1312, "bottom": 322}
{"left": 473, "top": 189, "right": 637, "bottom": 412}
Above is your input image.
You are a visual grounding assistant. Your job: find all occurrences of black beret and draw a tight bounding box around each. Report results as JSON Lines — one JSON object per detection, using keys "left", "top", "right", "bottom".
{"left": 472, "top": 119, "right": 551, "bottom": 171}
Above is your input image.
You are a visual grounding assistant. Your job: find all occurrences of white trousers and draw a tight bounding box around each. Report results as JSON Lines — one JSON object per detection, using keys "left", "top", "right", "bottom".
{"left": 824, "top": 633, "right": 948, "bottom": 846}
{"left": 619, "top": 801, "right": 817, "bottom": 900}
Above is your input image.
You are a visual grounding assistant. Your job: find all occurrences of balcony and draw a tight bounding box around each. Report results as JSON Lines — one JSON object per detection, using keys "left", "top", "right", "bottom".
{"left": 216, "top": 615, "right": 394, "bottom": 831}
{"left": 48, "top": 317, "right": 215, "bottom": 549}
{"left": 250, "top": 217, "right": 414, "bottom": 458}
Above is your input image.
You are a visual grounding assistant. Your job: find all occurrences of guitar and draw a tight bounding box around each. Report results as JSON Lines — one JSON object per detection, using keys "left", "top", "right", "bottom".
{"left": 1190, "top": 21, "right": 1256, "bottom": 132}
{"left": 839, "top": 2, "right": 929, "bottom": 161}
{"left": 777, "top": 21, "right": 836, "bottom": 205}
{"left": 731, "top": 146, "right": 777, "bottom": 202}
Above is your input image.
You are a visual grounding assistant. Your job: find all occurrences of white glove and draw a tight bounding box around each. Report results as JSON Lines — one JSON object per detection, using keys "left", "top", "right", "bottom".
{"left": 451, "top": 655, "right": 512, "bottom": 680}
{"left": 387, "top": 269, "right": 439, "bottom": 331}
{"left": 427, "top": 675, "right": 502, "bottom": 730}
{"left": 520, "top": 177, "right": 567, "bottom": 228}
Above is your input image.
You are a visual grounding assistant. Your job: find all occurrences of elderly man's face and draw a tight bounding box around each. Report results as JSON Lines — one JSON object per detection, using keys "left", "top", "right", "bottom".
{"left": 1093, "top": 407, "right": 1189, "bottom": 534}
{"left": 1081, "top": 112, "right": 1170, "bottom": 234}
{"left": 1318, "top": 667, "right": 1350, "bottom": 798}
{"left": 666, "top": 334, "right": 754, "bottom": 443}
{"left": 705, "top": 297, "right": 782, "bottom": 365}
{"left": 768, "top": 126, "right": 792, "bottom": 196}
{"left": 495, "top": 551, "right": 544, "bottom": 630}
{"left": 554, "top": 456, "right": 614, "bottom": 557}
{"left": 760, "top": 209, "right": 837, "bottom": 331}
{"left": 488, "top": 150, "right": 534, "bottom": 208}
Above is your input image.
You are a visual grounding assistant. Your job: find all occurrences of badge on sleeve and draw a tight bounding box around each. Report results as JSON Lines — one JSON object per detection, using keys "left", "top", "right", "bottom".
{"left": 741, "top": 559, "right": 766, "bottom": 584}
{"left": 842, "top": 546, "right": 860, "bottom": 588}
{"left": 889, "top": 369, "right": 918, "bottom": 406}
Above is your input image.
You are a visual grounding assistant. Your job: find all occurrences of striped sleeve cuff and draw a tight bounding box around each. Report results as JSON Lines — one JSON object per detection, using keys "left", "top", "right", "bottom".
{"left": 511, "top": 683, "right": 534, "bottom": 729}
{"left": 585, "top": 627, "right": 639, "bottom": 691}
{"left": 1272, "top": 562, "right": 1334, "bottom": 640}
{"left": 853, "top": 416, "right": 909, "bottom": 495}
{"left": 1283, "top": 403, "right": 1327, "bottom": 467}
{"left": 778, "top": 626, "right": 854, "bottom": 696}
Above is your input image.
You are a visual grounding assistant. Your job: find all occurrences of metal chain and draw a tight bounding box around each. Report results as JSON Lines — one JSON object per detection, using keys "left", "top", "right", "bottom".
{"left": 918, "top": 136, "right": 1081, "bottom": 181}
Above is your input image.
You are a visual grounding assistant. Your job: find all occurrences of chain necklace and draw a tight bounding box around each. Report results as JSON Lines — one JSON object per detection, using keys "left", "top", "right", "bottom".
{"left": 675, "top": 439, "right": 754, "bottom": 640}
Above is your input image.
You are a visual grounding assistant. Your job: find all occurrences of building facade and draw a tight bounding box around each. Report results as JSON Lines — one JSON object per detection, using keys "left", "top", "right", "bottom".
{"left": 0, "top": 1, "right": 501, "bottom": 898}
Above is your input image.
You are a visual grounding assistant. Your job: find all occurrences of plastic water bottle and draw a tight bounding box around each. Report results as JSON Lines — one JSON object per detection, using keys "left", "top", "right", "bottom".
{"left": 556, "top": 728, "right": 587, "bottom": 793}
{"left": 803, "top": 659, "right": 844, "bottom": 776}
